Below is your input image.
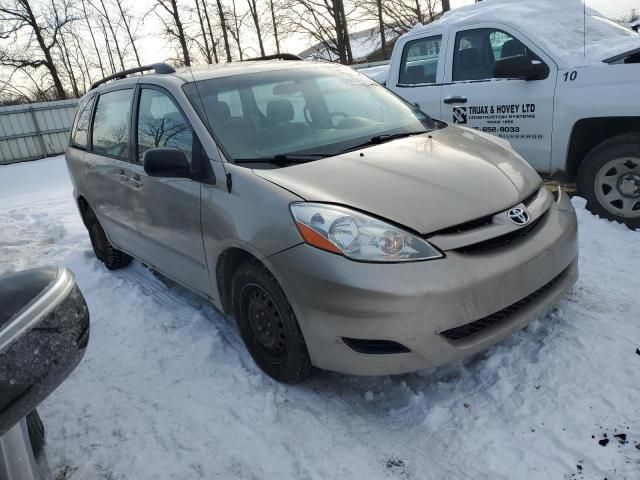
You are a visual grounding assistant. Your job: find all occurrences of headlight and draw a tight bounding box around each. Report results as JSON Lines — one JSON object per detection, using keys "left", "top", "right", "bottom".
{"left": 290, "top": 203, "right": 443, "bottom": 262}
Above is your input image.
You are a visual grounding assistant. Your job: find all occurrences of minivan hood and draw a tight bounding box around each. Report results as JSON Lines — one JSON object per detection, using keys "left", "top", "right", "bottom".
{"left": 254, "top": 126, "right": 541, "bottom": 234}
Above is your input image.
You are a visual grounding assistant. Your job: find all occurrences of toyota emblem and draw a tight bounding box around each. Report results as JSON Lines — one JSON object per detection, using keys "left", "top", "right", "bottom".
{"left": 507, "top": 207, "right": 530, "bottom": 226}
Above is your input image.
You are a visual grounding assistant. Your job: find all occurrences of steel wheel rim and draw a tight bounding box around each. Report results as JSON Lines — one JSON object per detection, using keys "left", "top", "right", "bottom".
{"left": 240, "top": 283, "right": 287, "bottom": 364}
{"left": 594, "top": 156, "right": 640, "bottom": 218}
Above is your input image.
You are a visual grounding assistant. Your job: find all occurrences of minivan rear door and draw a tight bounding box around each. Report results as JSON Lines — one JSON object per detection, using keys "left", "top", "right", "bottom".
{"left": 128, "top": 85, "right": 211, "bottom": 295}
{"left": 84, "top": 87, "right": 140, "bottom": 250}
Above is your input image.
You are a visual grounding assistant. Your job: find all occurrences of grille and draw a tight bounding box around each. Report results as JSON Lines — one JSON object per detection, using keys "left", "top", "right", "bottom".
{"left": 456, "top": 212, "right": 546, "bottom": 254}
{"left": 439, "top": 268, "right": 566, "bottom": 342}
{"left": 431, "top": 189, "right": 541, "bottom": 236}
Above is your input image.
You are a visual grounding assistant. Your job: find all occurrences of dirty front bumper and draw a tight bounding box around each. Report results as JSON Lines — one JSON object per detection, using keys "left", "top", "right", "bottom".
{"left": 266, "top": 194, "right": 578, "bottom": 376}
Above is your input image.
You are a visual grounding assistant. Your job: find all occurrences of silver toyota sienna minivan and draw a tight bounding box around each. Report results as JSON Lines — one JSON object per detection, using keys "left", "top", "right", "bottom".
{"left": 65, "top": 58, "right": 578, "bottom": 383}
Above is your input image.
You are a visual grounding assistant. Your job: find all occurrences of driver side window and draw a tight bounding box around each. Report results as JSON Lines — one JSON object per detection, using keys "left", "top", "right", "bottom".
{"left": 92, "top": 89, "right": 133, "bottom": 159}
{"left": 137, "top": 89, "right": 193, "bottom": 164}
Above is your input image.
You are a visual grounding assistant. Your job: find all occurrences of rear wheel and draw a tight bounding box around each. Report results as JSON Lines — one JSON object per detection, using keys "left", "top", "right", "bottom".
{"left": 84, "top": 207, "right": 132, "bottom": 270}
{"left": 577, "top": 134, "right": 640, "bottom": 229}
{"left": 231, "top": 260, "right": 312, "bottom": 383}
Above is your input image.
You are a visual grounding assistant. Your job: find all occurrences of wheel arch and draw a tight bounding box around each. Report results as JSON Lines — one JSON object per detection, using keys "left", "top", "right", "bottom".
{"left": 566, "top": 117, "right": 640, "bottom": 180}
{"left": 215, "top": 247, "right": 261, "bottom": 315}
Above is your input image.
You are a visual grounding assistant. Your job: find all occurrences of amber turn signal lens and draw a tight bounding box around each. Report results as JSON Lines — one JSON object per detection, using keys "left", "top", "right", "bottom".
{"left": 295, "top": 221, "right": 341, "bottom": 254}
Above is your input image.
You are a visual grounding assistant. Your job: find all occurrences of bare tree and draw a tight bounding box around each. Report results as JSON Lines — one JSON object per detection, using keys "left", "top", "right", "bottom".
{"left": 99, "top": 16, "right": 118, "bottom": 73}
{"left": 246, "top": 0, "right": 265, "bottom": 56}
{"left": 215, "top": 0, "right": 232, "bottom": 61}
{"left": 194, "top": 0, "right": 213, "bottom": 63}
{"left": 152, "top": 0, "right": 191, "bottom": 66}
{"left": 95, "top": 0, "right": 126, "bottom": 70}
{"left": 114, "top": 0, "right": 142, "bottom": 67}
{"left": 268, "top": 0, "right": 280, "bottom": 54}
{"left": 226, "top": 0, "right": 246, "bottom": 60}
{"left": 0, "top": 0, "right": 77, "bottom": 99}
{"left": 359, "top": 0, "right": 440, "bottom": 38}
{"left": 201, "top": 0, "right": 219, "bottom": 62}
{"left": 80, "top": 0, "right": 106, "bottom": 77}
{"left": 284, "top": 0, "right": 353, "bottom": 64}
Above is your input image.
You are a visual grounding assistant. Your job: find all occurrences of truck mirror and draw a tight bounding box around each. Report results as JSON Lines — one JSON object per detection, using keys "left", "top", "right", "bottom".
{"left": 0, "top": 266, "right": 90, "bottom": 436}
{"left": 493, "top": 56, "right": 549, "bottom": 80}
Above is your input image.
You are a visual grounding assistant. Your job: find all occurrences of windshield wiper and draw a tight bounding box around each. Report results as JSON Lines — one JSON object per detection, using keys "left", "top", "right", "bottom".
{"left": 234, "top": 153, "right": 329, "bottom": 166}
{"left": 336, "top": 131, "right": 429, "bottom": 155}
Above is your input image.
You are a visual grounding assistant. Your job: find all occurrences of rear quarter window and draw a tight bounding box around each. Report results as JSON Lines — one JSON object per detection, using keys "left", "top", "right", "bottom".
{"left": 70, "top": 96, "right": 95, "bottom": 149}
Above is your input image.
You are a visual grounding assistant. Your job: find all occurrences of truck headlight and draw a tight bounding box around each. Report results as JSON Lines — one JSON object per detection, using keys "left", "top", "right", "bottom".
{"left": 290, "top": 203, "right": 443, "bottom": 262}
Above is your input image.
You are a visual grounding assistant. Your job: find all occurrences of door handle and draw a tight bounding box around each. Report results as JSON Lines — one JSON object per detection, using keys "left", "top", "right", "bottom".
{"left": 130, "top": 174, "right": 143, "bottom": 188}
{"left": 443, "top": 96, "right": 468, "bottom": 104}
{"left": 114, "top": 168, "right": 127, "bottom": 179}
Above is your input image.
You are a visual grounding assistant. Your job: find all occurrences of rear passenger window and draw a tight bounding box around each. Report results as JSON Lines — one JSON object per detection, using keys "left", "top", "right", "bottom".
{"left": 398, "top": 35, "right": 442, "bottom": 86}
{"left": 453, "top": 28, "right": 535, "bottom": 82}
{"left": 92, "top": 89, "right": 133, "bottom": 159}
{"left": 137, "top": 89, "right": 193, "bottom": 163}
{"left": 70, "top": 96, "right": 94, "bottom": 149}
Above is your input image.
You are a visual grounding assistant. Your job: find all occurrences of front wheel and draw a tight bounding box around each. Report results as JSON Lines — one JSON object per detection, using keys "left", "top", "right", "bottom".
{"left": 231, "top": 260, "right": 312, "bottom": 383}
{"left": 577, "top": 134, "right": 640, "bottom": 229}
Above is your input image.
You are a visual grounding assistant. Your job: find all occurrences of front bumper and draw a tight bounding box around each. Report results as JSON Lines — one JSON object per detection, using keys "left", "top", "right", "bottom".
{"left": 267, "top": 195, "right": 578, "bottom": 376}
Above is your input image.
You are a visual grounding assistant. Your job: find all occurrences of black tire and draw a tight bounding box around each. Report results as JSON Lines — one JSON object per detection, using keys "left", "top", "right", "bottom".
{"left": 231, "top": 260, "right": 312, "bottom": 383}
{"left": 26, "top": 410, "right": 45, "bottom": 458}
{"left": 85, "top": 207, "right": 133, "bottom": 270}
{"left": 577, "top": 134, "right": 640, "bottom": 229}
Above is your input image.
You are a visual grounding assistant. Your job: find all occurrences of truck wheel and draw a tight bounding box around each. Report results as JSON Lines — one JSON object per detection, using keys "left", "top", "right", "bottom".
{"left": 577, "top": 134, "right": 640, "bottom": 229}
{"left": 26, "top": 410, "right": 45, "bottom": 458}
{"left": 231, "top": 260, "right": 312, "bottom": 383}
{"left": 85, "top": 208, "right": 133, "bottom": 270}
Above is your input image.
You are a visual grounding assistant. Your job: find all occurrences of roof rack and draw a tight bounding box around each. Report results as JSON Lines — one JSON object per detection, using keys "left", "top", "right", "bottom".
{"left": 245, "top": 53, "right": 303, "bottom": 61}
{"left": 90, "top": 63, "right": 176, "bottom": 90}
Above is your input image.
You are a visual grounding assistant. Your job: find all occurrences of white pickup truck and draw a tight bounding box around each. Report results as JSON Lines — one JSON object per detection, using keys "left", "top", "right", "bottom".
{"left": 362, "top": 0, "right": 640, "bottom": 228}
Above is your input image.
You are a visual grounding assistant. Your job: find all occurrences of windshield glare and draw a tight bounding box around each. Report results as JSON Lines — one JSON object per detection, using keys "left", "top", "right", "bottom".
{"left": 184, "top": 66, "right": 435, "bottom": 162}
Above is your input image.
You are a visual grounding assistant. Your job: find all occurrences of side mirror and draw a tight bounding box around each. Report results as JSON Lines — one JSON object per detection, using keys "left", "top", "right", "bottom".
{"left": 493, "top": 56, "right": 549, "bottom": 80}
{"left": 143, "top": 147, "right": 190, "bottom": 178}
{"left": 0, "top": 266, "right": 89, "bottom": 436}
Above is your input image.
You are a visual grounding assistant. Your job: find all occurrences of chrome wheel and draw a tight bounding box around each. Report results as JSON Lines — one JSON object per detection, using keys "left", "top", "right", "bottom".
{"left": 594, "top": 157, "right": 640, "bottom": 218}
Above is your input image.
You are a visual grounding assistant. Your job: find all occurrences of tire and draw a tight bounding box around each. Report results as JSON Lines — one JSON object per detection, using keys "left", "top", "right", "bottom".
{"left": 26, "top": 410, "right": 45, "bottom": 458}
{"left": 84, "top": 207, "right": 133, "bottom": 270}
{"left": 231, "top": 260, "right": 312, "bottom": 383}
{"left": 577, "top": 134, "right": 640, "bottom": 229}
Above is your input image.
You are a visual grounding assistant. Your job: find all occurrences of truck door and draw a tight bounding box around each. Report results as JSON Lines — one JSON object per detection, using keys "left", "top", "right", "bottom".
{"left": 440, "top": 25, "right": 557, "bottom": 173}
{"left": 387, "top": 32, "right": 446, "bottom": 120}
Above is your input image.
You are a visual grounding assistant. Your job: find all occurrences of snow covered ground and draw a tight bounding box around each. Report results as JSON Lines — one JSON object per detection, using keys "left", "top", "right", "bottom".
{"left": 1, "top": 155, "right": 639, "bottom": 480}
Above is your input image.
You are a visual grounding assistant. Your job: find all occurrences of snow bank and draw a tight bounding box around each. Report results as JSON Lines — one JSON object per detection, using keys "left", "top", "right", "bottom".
{"left": 409, "top": 0, "right": 640, "bottom": 67}
{"left": 2, "top": 156, "right": 640, "bottom": 479}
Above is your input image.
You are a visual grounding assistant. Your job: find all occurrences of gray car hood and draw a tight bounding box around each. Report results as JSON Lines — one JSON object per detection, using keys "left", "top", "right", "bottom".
{"left": 254, "top": 126, "right": 541, "bottom": 234}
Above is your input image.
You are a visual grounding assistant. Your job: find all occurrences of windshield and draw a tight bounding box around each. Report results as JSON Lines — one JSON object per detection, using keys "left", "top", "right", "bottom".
{"left": 183, "top": 66, "right": 436, "bottom": 163}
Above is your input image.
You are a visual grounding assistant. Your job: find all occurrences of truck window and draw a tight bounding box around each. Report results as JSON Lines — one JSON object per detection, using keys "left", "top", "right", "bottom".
{"left": 453, "top": 28, "right": 533, "bottom": 82}
{"left": 137, "top": 88, "right": 193, "bottom": 164}
{"left": 92, "top": 89, "right": 134, "bottom": 159}
{"left": 70, "top": 96, "right": 95, "bottom": 149}
{"left": 398, "top": 35, "right": 442, "bottom": 86}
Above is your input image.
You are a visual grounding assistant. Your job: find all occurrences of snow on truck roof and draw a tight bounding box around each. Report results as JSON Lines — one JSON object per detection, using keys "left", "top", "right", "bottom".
{"left": 406, "top": 0, "right": 640, "bottom": 67}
